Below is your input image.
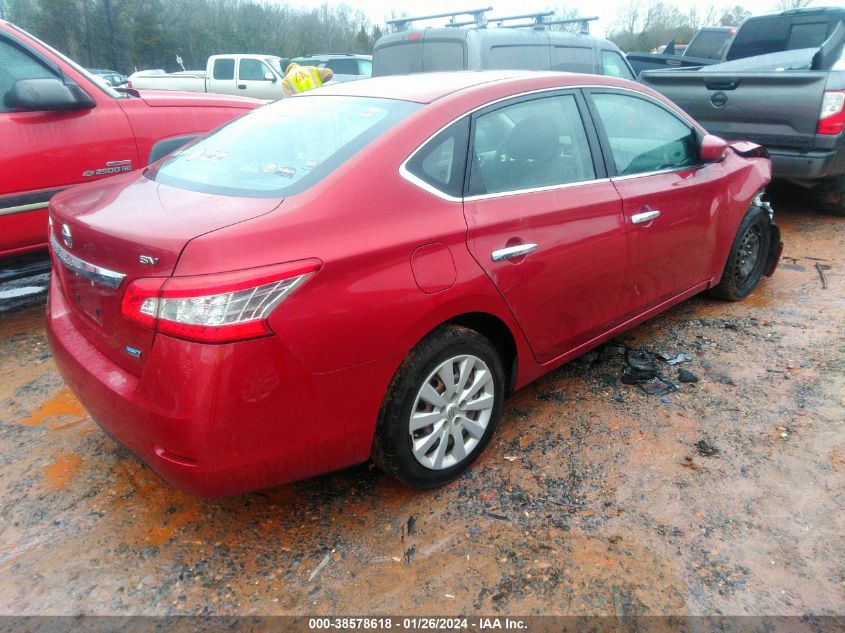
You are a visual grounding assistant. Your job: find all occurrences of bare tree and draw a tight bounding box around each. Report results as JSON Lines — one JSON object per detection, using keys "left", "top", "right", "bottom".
{"left": 776, "top": 0, "right": 814, "bottom": 9}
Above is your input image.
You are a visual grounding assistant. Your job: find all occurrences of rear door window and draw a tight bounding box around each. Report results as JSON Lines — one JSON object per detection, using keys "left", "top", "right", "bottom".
{"left": 213, "top": 58, "right": 235, "bottom": 80}
{"left": 468, "top": 93, "right": 595, "bottom": 195}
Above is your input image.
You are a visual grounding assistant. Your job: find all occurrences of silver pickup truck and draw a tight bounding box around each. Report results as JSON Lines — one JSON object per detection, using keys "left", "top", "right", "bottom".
{"left": 640, "top": 8, "right": 845, "bottom": 213}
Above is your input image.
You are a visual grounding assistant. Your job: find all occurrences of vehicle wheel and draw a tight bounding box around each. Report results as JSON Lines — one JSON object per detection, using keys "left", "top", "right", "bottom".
{"left": 372, "top": 325, "right": 505, "bottom": 488}
{"left": 709, "top": 205, "right": 772, "bottom": 301}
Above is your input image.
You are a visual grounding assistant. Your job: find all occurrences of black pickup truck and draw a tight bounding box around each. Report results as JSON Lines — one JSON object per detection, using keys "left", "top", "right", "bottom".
{"left": 627, "top": 26, "right": 736, "bottom": 76}
{"left": 640, "top": 8, "right": 845, "bottom": 213}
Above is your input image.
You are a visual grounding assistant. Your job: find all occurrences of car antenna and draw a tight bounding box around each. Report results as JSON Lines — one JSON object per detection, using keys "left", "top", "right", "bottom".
{"left": 387, "top": 7, "right": 492, "bottom": 31}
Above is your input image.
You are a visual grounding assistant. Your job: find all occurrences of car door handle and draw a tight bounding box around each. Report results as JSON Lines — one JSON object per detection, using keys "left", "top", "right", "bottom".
{"left": 238, "top": 84, "right": 247, "bottom": 89}
{"left": 491, "top": 243, "right": 538, "bottom": 262}
{"left": 631, "top": 210, "right": 661, "bottom": 224}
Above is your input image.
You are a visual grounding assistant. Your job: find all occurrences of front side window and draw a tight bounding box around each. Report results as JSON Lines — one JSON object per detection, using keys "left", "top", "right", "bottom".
{"left": 239, "top": 58, "right": 271, "bottom": 81}
{"left": 601, "top": 50, "right": 635, "bottom": 80}
{"left": 152, "top": 96, "right": 420, "bottom": 198}
{"left": 591, "top": 92, "right": 698, "bottom": 176}
{"left": 213, "top": 58, "right": 235, "bottom": 80}
{"left": 0, "top": 37, "right": 58, "bottom": 112}
{"left": 469, "top": 94, "right": 595, "bottom": 195}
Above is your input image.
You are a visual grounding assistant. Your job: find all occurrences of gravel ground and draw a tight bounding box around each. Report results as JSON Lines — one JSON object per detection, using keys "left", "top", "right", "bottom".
{"left": 0, "top": 188, "right": 843, "bottom": 617}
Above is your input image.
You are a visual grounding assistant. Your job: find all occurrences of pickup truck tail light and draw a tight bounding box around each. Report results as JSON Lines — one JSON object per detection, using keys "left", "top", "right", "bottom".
{"left": 817, "top": 91, "right": 845, "bottom": 135}
{"left": 121, "top": 260, "right": 320, "bottom": 343}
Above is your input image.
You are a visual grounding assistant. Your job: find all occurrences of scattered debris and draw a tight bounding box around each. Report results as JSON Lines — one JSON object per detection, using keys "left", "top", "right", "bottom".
{"left": 503, "top": 456, "right": 519, "bottom": 462}
{"left": 482, "top": 510, "right": 510, "bottom": 521}
{"left": 407, "top": 515, "right": 416, "bottom": 536}
{"left": 696, "top": 439, "right": 719, "bottom": 457}
{"left": 678, "top": 368, "right": 699, "bottom": 383}
{"left": 667, "top": 353, "right": 692, "bottom": 365}
{"left": 622, "top": 349, "right": 659, "bottom": 385}
{"left": 639, "top": 377, "right": 678, "bottom": 396}
{"left": 404, "top": 545, "right": 415, "bottom": 565}
{"left": 308, "top": 553, "right": 330, "bottom": 582}
{"left": 815, "top": 262, "right": 830, "bottom": 289}
{"left": 608, "top": 535, "right": 623, "bottom": 544}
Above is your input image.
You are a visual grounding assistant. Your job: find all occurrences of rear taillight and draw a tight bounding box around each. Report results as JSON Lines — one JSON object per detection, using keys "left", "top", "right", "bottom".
{"left": 121, "top": 260, "right": 320, "bottom": 343}
{"left": 817, "top": 91, "right": 845, "bottom": 135}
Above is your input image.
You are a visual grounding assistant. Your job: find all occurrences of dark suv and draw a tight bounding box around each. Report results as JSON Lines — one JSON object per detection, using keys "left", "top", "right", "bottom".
{"left": 373, "top": 12, "right": 635, "bottom": 80}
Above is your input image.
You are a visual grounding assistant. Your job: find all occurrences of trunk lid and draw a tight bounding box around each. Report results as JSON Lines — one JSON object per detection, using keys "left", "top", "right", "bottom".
{"left": 49, "top": 173, "right": 282, "bottom": 375}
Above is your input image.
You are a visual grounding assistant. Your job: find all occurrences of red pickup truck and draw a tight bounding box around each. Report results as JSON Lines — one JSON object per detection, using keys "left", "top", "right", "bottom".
{"left": 0, "top": 20, "right": 260, "bottom": 267}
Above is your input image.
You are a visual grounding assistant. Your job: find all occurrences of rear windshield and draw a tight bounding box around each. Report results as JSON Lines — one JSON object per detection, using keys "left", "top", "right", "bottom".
{"left": 151, "top": 96, "right": 420, "bottom": 198}
{"left": 374, "top": 41, "right": 465, "bottom": 76}
{"left": 727, "top": 15, "right": 839, "bottom": 60}
{"left": 685, "top": 29, "right": 731, "bottom": 59}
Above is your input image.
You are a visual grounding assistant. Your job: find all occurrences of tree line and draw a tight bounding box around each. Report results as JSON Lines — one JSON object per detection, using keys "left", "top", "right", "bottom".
{"left": 0, "top": 0, "right": 384, "bottom": 73}
{"left": 0, "top": 0, "right": 819, "bottom": 72}
{"left": 607, "top": 0, "right": 816, "bottom": 52}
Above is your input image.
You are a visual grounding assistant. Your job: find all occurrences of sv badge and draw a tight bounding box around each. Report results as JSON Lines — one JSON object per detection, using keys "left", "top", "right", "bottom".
{"left": 139, "top": 255, "right": 159, "bottom": 266}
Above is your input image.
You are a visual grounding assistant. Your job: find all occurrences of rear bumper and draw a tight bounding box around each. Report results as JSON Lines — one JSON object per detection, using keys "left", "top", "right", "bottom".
{"left": 769, "top": 149, "right": 841, "bottom": 181}
{"left": 46, "top": 273, "right": 393, "bottom": 496}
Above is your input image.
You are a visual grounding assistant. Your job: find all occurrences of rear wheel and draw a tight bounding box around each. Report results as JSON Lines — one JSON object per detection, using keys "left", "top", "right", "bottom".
{"left": 710, "top": 206, "right": 772, "bottom": 301}
{"left": 372, "top": 325, "right": 505, "bottom": 488}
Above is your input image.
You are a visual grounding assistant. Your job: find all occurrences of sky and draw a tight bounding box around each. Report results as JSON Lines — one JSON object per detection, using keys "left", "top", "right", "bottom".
{"left": 293, "top": 0, "right": 845, "bottom": 37}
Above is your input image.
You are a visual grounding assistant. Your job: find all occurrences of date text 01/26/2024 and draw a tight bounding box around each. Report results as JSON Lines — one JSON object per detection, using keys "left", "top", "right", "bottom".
{"left": 308, "top": 618, "right": 527, "bottom": 630}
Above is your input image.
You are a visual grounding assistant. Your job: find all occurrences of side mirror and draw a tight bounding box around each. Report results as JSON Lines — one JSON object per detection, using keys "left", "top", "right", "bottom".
{"left": 700, "top": 134, "right": 728, "bottom": 163}
{"left": 7, "top": 78, "right": 96, "bottom": 112}
{"left": 264, "top": 71, "right": 277, "bottom": 82}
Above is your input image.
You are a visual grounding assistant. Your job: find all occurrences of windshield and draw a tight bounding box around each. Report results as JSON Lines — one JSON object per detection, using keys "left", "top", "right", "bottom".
{"left": 152, "top": 96, "right": 421, "bottom": 198}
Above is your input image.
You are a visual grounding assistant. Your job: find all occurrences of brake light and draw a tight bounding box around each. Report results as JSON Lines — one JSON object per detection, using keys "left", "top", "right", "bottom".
{"left": 817, "top": 91, "right": 845, "bottom": 135}
{"left": 121, "top": 260, "right": 320, "bottom": 343}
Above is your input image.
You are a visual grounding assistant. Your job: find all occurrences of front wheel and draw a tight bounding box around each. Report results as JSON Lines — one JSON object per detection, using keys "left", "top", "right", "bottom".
{"left": 709, "top": 205, "right": 772, "bottom": 301}
{"left": 372, "top": 325, "right": 505, "bottom": 488}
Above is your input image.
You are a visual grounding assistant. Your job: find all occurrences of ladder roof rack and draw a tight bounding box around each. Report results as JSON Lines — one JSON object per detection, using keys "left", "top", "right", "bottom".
{"left": 387, "top": 7, "right": 492, "bottom": 31}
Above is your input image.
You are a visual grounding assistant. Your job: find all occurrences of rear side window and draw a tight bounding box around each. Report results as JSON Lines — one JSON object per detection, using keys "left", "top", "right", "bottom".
{"left": 551, "top": 46, "right": 594, "bottom": 73}
{"left": 0, "top": 38, "right": 58, "bottom": 112}
{"left": 469, "top": 94, "right": 595, "bottom": 195}
{"left": 153, "top": 96, "right": 421, "bottom": 198}
{"left": 213, "top": 58, "right": 235, "bottom": 80}
{"left": 326, "top": 58, "right": 359, "bottom": 75}
{"left": 487, "top": 45, "right": 550, "bottom": 70}
{"left": 590, "top": 92, "right": 698, "bottom": 176}
{"left": 601, "top": 50, "right": 634, "bottom": 80}
{"left": 405, "top": 117, "right": 469, "bottom": 198}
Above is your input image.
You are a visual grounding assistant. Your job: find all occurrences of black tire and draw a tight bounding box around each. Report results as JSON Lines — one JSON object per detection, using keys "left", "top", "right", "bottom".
{"left": 372, "top": 324, "right": 505, "bottom": 488}
{"left": 709, "top": 205, "right": 772, "bottom": 301}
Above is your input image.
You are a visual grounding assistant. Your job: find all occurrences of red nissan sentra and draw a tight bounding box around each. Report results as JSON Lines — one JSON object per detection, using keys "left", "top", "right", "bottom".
{"left": 47, "top": 71, "right": 780, "bottom": 496}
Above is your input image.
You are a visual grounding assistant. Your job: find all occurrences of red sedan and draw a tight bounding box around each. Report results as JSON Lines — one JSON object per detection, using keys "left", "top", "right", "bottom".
{"left": 47, "top": 71, "right": 779, "bottom": 496}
